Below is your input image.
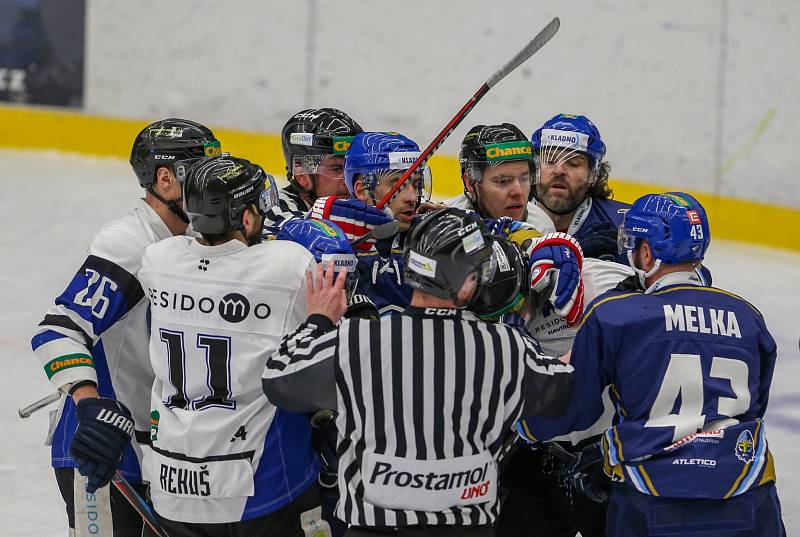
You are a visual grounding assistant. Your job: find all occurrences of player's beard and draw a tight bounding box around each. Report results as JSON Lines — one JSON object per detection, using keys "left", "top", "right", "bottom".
{"left": 535, "top": 180, "right": 589, "bottom": 214}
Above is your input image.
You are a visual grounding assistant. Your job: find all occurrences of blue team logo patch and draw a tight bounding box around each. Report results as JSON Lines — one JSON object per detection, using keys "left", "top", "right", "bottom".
{"left": 735, "top": 430, "right": 755, "bottom": 463}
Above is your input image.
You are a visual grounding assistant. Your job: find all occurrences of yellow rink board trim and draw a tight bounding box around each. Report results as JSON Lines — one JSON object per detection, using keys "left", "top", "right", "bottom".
{"left": 2, "top": 104, "right": 798, "bottom": 252}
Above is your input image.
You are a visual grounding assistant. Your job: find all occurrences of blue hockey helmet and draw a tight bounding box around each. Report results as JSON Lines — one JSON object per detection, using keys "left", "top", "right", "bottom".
{"left": 531, "top": 114, "right": 606, "bottom": 165}
{"left": 276, "top": 217, "right": 358, "bottom": 291}
{"left": 344, "top": 131, "right": 432, "bottom": 203}
{"left": 618, "top": 192, "right": 711, "bottom": 267}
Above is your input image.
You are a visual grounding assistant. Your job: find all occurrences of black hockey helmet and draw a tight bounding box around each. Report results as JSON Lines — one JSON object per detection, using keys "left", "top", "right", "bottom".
{"left": 130, "top": 118, "right": 221, "bottom": 189}
{"left": 471, "top": 236, "right": 529, "bottom": 320}
{"left": 403, "top": 208, "right": 496, "bottom": 301}
{"left": 281, "top": 108, "right": 363, "bottom": 184}
{"left": 181, "top": 155, "right": 277, "bottom": 235}
{"left": 459, "top": 123, "right": 535, "bottom": 199}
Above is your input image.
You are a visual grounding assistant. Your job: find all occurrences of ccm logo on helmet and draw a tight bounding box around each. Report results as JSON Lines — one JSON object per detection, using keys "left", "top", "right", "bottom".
{"left": 154, "top": 155, "right": 177, "bottom": 160}
{"left": 632, "top": 227, "right": 649, "bottom": 233}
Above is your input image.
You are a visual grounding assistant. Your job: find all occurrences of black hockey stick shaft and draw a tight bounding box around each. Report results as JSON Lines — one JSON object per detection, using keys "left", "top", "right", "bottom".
{"left": 375, "top": 16, "right": 560, "bottom": 209}
{"left": 112, "top": 471, "right": 171, "bottom": 537}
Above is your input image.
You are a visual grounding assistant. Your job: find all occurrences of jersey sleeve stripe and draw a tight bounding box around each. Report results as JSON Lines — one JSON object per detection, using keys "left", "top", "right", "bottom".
{"left": 652, "top": 286, "right": 764, "bottom": 317}
{"left": 38, "top": 314, "right": 92, "bottom": 348}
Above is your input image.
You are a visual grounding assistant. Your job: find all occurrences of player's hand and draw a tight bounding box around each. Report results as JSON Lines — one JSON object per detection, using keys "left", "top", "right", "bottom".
{"left": 526, "top": 232, "right": 585, "bottom": 326}
{"left": 345, "top": 292, "right": 380, "bottom": 320}
{"left": 69, "top": 397, "right": 134, "bottom": 493}
{"left": 415, "top": 201, "right": 447, "bottom": 215}
{"left": 310, "top": 410, "right": 339, "bottom": 488}
{"left": 309, "top": 196, "right": 393, "bottom": 252}
{"left": 577, "top": 222, "right": 619, "bottom": 261}
{"left": 560, "top": 442, "right": 609, "bottom": 503}
{"left": 306, "top": 262, "right": 348, "bottom": 324}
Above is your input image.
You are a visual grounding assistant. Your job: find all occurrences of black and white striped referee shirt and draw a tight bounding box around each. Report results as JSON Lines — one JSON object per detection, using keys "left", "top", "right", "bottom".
{"left": 262, "top": 306, "right": 573, "bottom": 528}
{"left": 262, "top": 183, "right": 310, "bottom": 235}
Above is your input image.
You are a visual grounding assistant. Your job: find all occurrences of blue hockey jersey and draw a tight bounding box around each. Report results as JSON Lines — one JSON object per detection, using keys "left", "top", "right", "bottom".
{"left": 354, "top": 235, "right": 412, "bottom": 316}
{"left": 518, "top": 272, "right": 778, "bottom": 499}
{"left": 562, "top": 197, "right": 629, "bottom": 264}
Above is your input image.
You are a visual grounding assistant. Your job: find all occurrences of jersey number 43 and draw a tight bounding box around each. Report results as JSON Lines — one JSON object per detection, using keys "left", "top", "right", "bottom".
{"left": 644, "top": 353, "right": 750, "bottom": 442}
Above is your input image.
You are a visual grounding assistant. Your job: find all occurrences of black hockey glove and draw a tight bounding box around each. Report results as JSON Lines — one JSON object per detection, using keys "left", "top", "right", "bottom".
{"left": 311, "top": 410, "right": 339, "bottom": 488}
{"left": 577, "top": 222, "right": 619, "bottom": 261}
{"left": 70, "top": 397, "right": 134, "bottom": 493}
{"left": 560, "top": 442, "right": 609, "bottom": 503}
{"left": 345, "top": 292, "right": 380, "bottom": 320}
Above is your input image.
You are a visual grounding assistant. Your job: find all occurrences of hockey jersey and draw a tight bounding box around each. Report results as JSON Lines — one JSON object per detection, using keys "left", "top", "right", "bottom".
{"left": 355, "top": 235, "right": 412, "bottom": 316}
{"left": 446, "top": 193, "right": 556, "bottom": 234}
{"left": 138, "top": 236, "right": 320, "bottom": 523}
{"left": 522, "top": 258, "right": 633, "bottom": 446}
{"left": 262, "top": 183, "right": 310, "bottom": 236}
{"left": 31, "top": 199, "right": 169, "bottom": 482}
{"left": 557, "top": 197, "right": 629, "bottom": 263}
{"left": 518, "top": 271, "right": 778, "bottom": 499}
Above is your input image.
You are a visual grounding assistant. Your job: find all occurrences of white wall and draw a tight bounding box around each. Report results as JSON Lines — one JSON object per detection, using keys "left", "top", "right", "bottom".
{"left": 85, "top": 0, "right": 800, "bottom": 207}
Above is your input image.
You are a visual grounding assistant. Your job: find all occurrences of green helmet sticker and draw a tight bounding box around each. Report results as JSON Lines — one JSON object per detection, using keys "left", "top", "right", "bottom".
{"left": 332, "top": 136, "right": 355, "bottom": 155}
{"left": 484, "top": 141, "right": 533, "bottom": 162}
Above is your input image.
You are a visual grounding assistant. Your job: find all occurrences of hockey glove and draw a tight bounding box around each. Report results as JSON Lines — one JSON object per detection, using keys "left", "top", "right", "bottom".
{"left": 309, "top": 196, "right": 394, "bottom": 252}
{"left": 576, "top": 222, "right": 620, "bottom": 261}
{"left": 560, "top": 442, "right": 609, "bottom": 503}
{"left": 310, "top": 410, "right": 339, "bottom": 488}
{"left": 345, "top": 292, "right": 380, "bottom": 320}
{"left": 484, "top": 217, "right": 544, "bottom": 247}
{"left": 70, "top": 398, "right": 134, "bottom": 493}
{"left": 526, "top": 232, "right": 585, "bottom": 326}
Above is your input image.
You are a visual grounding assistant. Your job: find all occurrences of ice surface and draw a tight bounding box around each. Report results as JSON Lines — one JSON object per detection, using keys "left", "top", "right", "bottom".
{"left": 0, "top": 149, "right": 797, "bottom": 535}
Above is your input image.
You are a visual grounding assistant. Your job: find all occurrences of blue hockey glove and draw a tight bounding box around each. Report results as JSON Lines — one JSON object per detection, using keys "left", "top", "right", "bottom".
{"left": 309, "top": 196, "right": 393, "bottom": 251}
{"left": 577, "top": 222, "right": 619, "bottom": 261}
{"left": 70, "top": 398, "right": 134, "bottom": 493}
{"left": 560, "top": 442, "right": 609, "bottom": 503}
{"left": 526, "top": 232, "right": 585, "bottom": 326}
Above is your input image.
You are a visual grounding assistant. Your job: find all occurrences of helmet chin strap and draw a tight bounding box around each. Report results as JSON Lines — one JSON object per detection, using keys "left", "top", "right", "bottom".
{"left": 148, "top": 187, "right": 189, "bottom": 224}
{"left": 627, "top": 250, "right": 661, "bottom": 289}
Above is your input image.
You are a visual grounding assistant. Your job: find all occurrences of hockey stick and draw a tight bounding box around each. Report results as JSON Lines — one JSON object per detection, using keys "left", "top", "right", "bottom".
{"left": 18, "top": 391, "right": 61, "bottom": 418}
{"left": 112, "top": 471, "right": 171, "bottom": 537}
{"left": 375, "top": 16, "right": 561, "bottom": 210}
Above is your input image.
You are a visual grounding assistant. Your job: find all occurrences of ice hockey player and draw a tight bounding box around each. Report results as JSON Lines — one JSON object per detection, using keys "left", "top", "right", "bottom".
{"left": 519, "top": 192, "right": 785, "bottom": 537}
{"left": 138, "top": 155, "right": 327, "bottom": 536}
{"left": 263, "top": 108, "right": 363, "bottom": 234}
{"left": 489, "top": 221, "right": 630, "bottom": 537}
{"left": 275, "top": 216, "right": 381, "bottom": 537}
{"left": 531, "top": 113, "right": 629, "bottom": 262}
{"left": 263, "top": 208, "right": 574, "bottom": 536}
{"left": 309, "top": 131, "right": 433, "bottom": 315}
{"left": 448, "top": 123, "right": 555, "bottom": 232}
{"left": 30, "top": 118, "right": 222, "bottom": 536}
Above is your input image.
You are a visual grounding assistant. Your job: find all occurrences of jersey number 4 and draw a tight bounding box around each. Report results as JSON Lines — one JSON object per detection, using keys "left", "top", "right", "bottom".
{"left": 644, "top": 353, "right": 750, "bottom": 442}
{"left": 159, "top": 329, "right": 236, "bottom": 411}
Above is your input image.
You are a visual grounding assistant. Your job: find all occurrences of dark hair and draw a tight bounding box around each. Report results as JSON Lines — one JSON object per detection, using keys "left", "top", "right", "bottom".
{"left": 589, "top": 161, "right": 614, "bottom": 200}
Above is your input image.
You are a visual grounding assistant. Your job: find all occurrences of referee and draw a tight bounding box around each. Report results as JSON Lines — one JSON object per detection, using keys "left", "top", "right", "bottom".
{"left": 263, "top": 208, "right": 574, "bottom": 536}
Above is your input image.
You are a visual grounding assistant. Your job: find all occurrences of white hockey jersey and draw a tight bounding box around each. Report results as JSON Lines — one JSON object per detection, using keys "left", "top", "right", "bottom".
{"left": 138, "top": 236, "right": 320, "bottom": 523}
{"left": 525, "top": 258, "right": 633, "bottom": 445}
{"left": 444, "top": 193, "right": 556, "bottom": 234}
{"left": 31, "top": 199, "right": 169, "bottom": 480}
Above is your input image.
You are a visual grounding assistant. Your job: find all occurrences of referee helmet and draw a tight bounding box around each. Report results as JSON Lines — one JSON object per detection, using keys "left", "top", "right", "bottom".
{"left": 404, "top": 208, "right": 496, "bottom": 301}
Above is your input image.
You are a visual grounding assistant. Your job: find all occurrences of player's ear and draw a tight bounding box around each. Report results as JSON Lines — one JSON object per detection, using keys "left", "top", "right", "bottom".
{"left": 154, "top": 166, "right": 179, "bottom": 196}
{"left": 294, "top": 168, "right": 313, "bottom": 191}
{"left": 354, "top": 178, "right": 370, "bottom": 204}
{"left": 639, "top": 240, "right": 656, "bottom": 271}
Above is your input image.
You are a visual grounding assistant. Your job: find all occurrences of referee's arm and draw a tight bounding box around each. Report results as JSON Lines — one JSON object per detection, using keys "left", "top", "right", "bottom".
{"left": 262, "top": 313, "right": 339, "bottom": 413}
{"left": 519, "top": 334, "right": 575, "bottom": 417}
